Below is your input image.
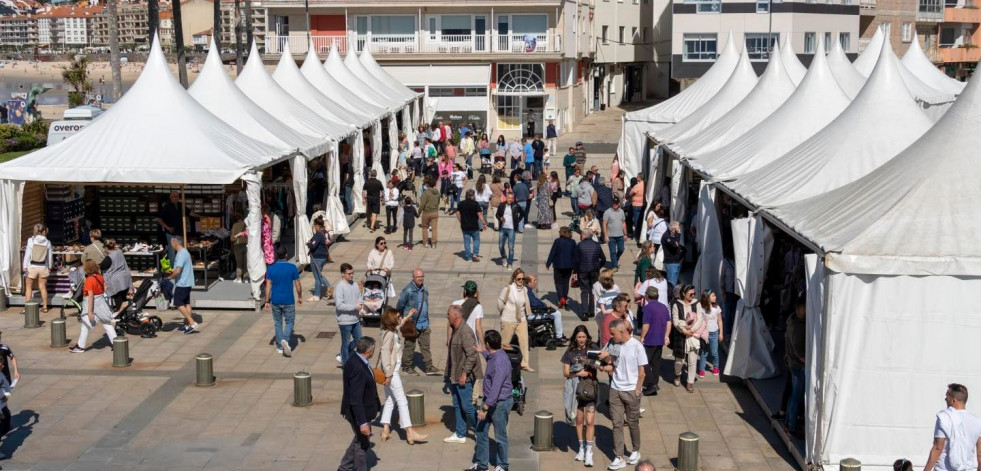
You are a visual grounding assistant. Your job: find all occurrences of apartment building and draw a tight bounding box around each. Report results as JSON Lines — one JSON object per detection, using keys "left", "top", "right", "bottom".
{"left": 91, "top": 2, "right": 148, "bottom": 46}
{"left": 218, "top": 0, "right": 267, "bottom": 52}
{"left": 0, "top": 14, "right": 37, "bottom": 46}
{"left": 592, "top": 0, "right": 671, "bottom": 108}
{"left": 671, "top": 0, "right": 859, "bottom": 80}
{"left": 37, "top": 6, "right": 102, "bottom": 48}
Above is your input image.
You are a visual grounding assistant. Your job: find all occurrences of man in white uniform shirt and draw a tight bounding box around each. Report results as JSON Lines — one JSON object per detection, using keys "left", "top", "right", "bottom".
{"left": 598, "top": 318, "right": 646, "bottom": 470}
{"left": 925, "top": 383, "right": 981, "bottom": 471}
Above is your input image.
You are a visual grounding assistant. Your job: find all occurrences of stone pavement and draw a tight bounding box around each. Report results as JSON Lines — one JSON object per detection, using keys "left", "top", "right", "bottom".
{"left": 0, "top": 106, "right": 798, "bottom": 471}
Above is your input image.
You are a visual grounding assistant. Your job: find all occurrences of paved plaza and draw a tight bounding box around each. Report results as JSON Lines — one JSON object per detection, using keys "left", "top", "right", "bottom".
{"left": 0, "top": 109, "right": 798, "bottom": 471}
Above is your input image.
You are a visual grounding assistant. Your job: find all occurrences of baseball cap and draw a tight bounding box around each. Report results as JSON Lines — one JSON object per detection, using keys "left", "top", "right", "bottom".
{"left": 462, "top": 280, "right": 478, "bottom": 292}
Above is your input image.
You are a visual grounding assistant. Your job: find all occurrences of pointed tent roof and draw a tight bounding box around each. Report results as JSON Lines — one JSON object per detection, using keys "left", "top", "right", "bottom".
{"left": 272, "top": 49, "right": 369, "bottom": 131}
{"left": 850, "top": 27, "right": 954, "bottom": 108}
{"left": 902, "top": 32, "right": 967, "bottom": 96}
{"left": 624, "top": 32, "right": 739, "bottom": 124}
{"left": 687, "top": 36, "right": 852, "bottom": 180}
{"left": 670, "top": 43, "right": 797, "bottom": 157}
{"left": 324, "top": 46, "right": 395, "bottom": 113}
{"left": 0, "top": 36, "right": 287, "bottom": 184}
{"left": 852, "top": 26, "right": 885, "bottom": 76}
{"left": 780, "top": 37, "right": 807, "bottom": 85}
{"left": 344, "top": 45, "right": 407, "bottom": 106}
{"left": 766, "top": 57, "right": 981, "bottom": 276}
{"left": 827, "top": 35, "right": 867, "bottom": 99}
{"left": 236, "top": 42, "right": 347, "bottom": 141}
{"left": 300, "top": 44, "right": 388, "bottom": 120}
{"left": 359, "top": 47, "right": 419, "bottom": 101}
{"left": 188, "top": 42, "right": 329, "bottom": 158}
{"left": 651, "top": 47, "right": 758, "bottom": 145}
{"left": 726, "top": 37, "right": 934, "bottom": 208}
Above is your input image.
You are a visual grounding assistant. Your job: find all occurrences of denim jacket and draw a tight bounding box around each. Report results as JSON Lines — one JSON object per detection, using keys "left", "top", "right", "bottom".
{"left": 396, "top": 282, "right": 430, "bottom": 331}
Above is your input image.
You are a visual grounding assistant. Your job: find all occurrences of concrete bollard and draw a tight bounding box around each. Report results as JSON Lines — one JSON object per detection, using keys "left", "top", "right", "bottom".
{"left": 23, "top": 302, "right": 40, "bottom": 328}
{"left": 0, "top": 289, "right": 7, "bottom": 311}
{"left": 50, "top": 318, "right": 68, "bottom": 347}
{"left": 840, "top": 458, "right": 861, "bottom": 471}
{"left": 677, "top": 431, "right": 699, "bottom": 471}
{"left": 292, "top": 371, "right": 312, "bottom": 407}
{"left": 112, "top": 337, "right": 131, "bottom": 367}
{"left": 406, "top": 389, "right": 425, "bottom": 427}
{"left": 532, "top": 410, "right": 555, "bottom": 451}
{"left": 195, "top": 353, "right": 215, "bottom": 387}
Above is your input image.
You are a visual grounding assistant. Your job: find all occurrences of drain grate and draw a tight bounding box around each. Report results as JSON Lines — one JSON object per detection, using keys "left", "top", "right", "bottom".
{"left": 316, "top": 331, "right": 336, "bottom": 339}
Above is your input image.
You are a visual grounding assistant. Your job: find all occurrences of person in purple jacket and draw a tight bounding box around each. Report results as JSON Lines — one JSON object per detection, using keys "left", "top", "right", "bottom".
{"left": 470, "top": 330, "right": 513, "bottom": 471}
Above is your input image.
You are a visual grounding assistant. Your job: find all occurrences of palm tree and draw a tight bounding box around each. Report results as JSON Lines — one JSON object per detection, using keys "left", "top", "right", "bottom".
{"left": 173, "top": 0, "right": 187, "bottom": 87}
{"left": 234, "top": 0, "right": 242, "bottom": 73}
{"left": 213, "top": 0, "right": 221, "bottom": 54}
{"left": 244, "top": 0, "right": 252, "bottom": 57}
{"left": 147, "top": 0, "right": 158, "bottom": 42}
{"left": 63, "top": 56, "right": 92, "bottom": 108}
{"left": 106, "top": 0, "right": 122, "bottom": 101}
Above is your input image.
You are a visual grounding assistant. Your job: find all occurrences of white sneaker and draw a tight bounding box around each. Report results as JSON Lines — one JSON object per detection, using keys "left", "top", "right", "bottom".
{"left": 524, "top": 224, "right": 533, "bottom": 229}
{"left": 639, "top": 408, "right": 646, "bottom": 415}
{"left": 607, "top": 457, "right": 626, "bottom": 470}
{"left": 276, "top": 347, "right": 284, "bottom": 354}
{"left": 443, "top": 434, "right": 466, "bottom": 444}
{"left": 335, "top": 354, "right": 343, "bottom": 365}
{"left": 574, "top": 447, "right": 585, "bottom": 462}
{"left": 627, "top": 451, "right": 641, "bottom": 465}
{"left": 280, "top": 339, "right": 292, "bottom": 357}
{"left": 585, "top": 449, "right": 594, "bottom": 467}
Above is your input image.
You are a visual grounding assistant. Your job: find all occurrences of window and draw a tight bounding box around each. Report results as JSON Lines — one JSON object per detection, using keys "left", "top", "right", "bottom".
{"left": 902, "top": 22, "right": 913, "bottom": 42}
{"left": 511, "top": 14, "right": 547, "bottom": 34}
{"left": 745, "top": 33, "right": 779, "bottom": 60}
{"left": 428, "top": 87, "right": 488, "bottom": 97}
{"left": 602, "top": 25, "right": 609, "bottom": 44}
{"left": 683, "top": 33, "right": 718, "bottom": 61}
{"left": 940, "top": 27, "right": 956, "bottom": 46}
{"left": 825, "top": 32, "right": 832, "bottom": 49}
{"left": 686, "top": 0, "right": 722, "bottom": 12}
{"left": 496, "top": 64, "right": 545, "bottom": 94}
{"left": 370, "top": 16, "right": 415, "bottom": 36}
{"left": 757, "top": 0, "right": 770, "bottom": 12}
{"left": 619, "top": 27, "right": 625, "bottom": 43}
{"left": 631, "top": 27, "right": 637, "bottom": 43}
{"left": 839, "top": 32, "right": 850, "bottom": 52}
{"left": 804, "top": 32, "right": 816, "bottom": 53}
{"left": 919, "top": 0, "right": 942, "bottom": 15}
{"left": 496, "top": 96, "right": 520, "bottom": 130}
{"left": 440, "top": 15, "right": 471, "bottom": 36}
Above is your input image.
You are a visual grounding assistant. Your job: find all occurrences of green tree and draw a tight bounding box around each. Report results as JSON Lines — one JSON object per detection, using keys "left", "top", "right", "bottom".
{"left": 62, "top": 56, "right": 92, "bottom": 108}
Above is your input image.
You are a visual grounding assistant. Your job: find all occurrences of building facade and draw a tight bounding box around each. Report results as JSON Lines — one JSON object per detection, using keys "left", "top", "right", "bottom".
{"left": 592, "top": 0, "right": 671, "bottom": 107}
{"left": 0, "top": 14, "right": 37, "bottom": 46}
{"left": 671, "top": 0, "right": 859, "bottom": 80}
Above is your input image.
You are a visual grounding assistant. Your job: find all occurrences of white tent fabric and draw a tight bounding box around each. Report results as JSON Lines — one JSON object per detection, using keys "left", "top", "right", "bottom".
{"left": 325, "top": 147, "right": 351, "bottom": 236}
{"left": 651, "top": 48, "right": 758, "bottom": 145}
{"left": 851, "top": 26, "right": 884, "bottom": 76}
{"left": 826, "top": 36, "right": 867, "bottom": 99}
{"left": 371, "top": 121, "right": 385, "bottom": 184}
{"left": 616, "top": 32, "right": 739, "bottom": 178}
{"left": 323, "top": 47, "right": 395, "bottom": 112}
{"left": 902, "top": 32, "right": 966, "bottom": 95}
{"left": 300, "top": 44, "right": 388, "bottom": 121}
{"left": 723, "top": 214, "right": 777, "bottom": 379}
{"left": 780, "top": 38, "right": 807, "bottom": 86}
{"left": 291, "top": 156, "right": 313, "bottom": 265}
{"left": 388, "top": 114, "right": 398, "bottom": 173}
{"left": 687, "top": 37, "right": 851, "bottom": 180}
{"left": 242, "top": 172, "right": 265, "bottom": 299}
{"left": 0, "top": 180, "right": 23, "bottom": 293}
{"left": 345, "top": 46, "right": 408, "bottom": 106}
{"left": 359, "top": 48, "right": 419, "bottom": 101}
{"left": 188, "top": 43, "right": 329, "bottom": 158}
{"left": 767, "top": 55, "right": 981, "bottom": 276}
{"left": 352, "top": 129, "right": 367, "bottom": 214}
{"left": 272, "top": 50, "right": 367, "bottom": 134}
{"left": 670, "top": 45, "right": 798, "bottom": 157}
{"left": 726, "top": 38, "right": 934, "bottom": 208}
{"left": 411, "top": 100, "right": 419, "bottom": 129}
{"left": 803, "top": 254, "right": 826, "bottom": 464}
{"left": 237, "top": 43, "right": 345, "bottom": 142}
{"left": 401, "top": 109, "right": 412, "bottom": 149}
{"left": 692, "top": 182, "right": 723, "bottom": 297}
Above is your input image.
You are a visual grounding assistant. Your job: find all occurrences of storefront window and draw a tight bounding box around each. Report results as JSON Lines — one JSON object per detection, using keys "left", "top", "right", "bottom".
{"left": 497, "top": 96, "right": 520, "bottom": 130}
{"left": 496, "top": 64, "right": 545, "bottom": 94}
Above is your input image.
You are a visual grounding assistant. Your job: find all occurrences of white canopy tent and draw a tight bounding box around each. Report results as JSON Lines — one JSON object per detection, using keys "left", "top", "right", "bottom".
{"left": 616, "top": 32, "right": 739, "bottom": 179}
{"left": 725, "top": 37, "right": 934, "bottom": 208}
{"left": 358, "top": 47, "right": 425, "bottom": 148}
{"left": 826, "top": 36, "right": 867, "bottom": 99}
{"left": 761, "top": 55, "right": 981, "bottom": 471}
{"left": 323, "top": 47, "right": 396, "bottom": 112}
{"left": 851, "top": 27, "right": 885, "bottom": 76}
{"left": 345, "top": 46, "right": 410, "bottom": 107}
{"left": 0, "top": 36, "right": 287, "bottom": 299}
{"left": 300, "top": 45, "right": 388, "bottom": 120}
{"left": 780, "top": 38, "right": 807, "bottom": 85}
{"left": 273, "top": 49, "right": 375, "bottom": 130}
{"left": 902, "top": 32, "right": 967, "bottom": 95}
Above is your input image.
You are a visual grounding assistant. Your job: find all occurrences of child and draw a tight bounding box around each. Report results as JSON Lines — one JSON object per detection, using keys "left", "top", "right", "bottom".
{"left": 401, "top": 196, "right": 417, "bottom": 250}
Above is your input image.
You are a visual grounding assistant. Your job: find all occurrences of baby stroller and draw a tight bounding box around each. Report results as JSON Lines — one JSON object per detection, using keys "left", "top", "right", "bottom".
{"left": 527, "top": 306, "right": 558, "bottom": 350}
{"left": 479, "top": 153, "right": 493, "bottom": 175}
{"left": 505, "top": 341, "right": 528, "bottom": 416}
{"left": 359, "top": 269, "right": 391, "bottom": 324}
{"left": 59, "top": 267, "right": 85, "bottom": 320}
{"left": 113, "top": 277, "right": 164, "bottom": 338}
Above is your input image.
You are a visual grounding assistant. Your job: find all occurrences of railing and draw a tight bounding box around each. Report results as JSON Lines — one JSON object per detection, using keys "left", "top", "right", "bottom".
{"left": 264, "top": 32, "right": 559, "bottom": 55}
{"left": 860, "top": 0, "right": 876, "bottom": 9}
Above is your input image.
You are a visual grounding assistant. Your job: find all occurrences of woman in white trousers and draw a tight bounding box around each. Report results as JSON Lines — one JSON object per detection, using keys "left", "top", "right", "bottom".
{"left": 378, "top": 307, "right": 428, "bottom": 444}
{"left": 69, "top": 260, "right": 117, "bottom": 353}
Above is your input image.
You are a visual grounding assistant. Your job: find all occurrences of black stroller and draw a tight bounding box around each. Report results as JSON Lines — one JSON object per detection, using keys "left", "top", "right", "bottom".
{"left": 527, "top": 306, "right": 559, "bottom": 350}
{"left": 505, "top": 341, "right": 528, "bottom": 416}
{"left": 113, "top": 278, "right": 164, "bottom": 338}
{"left": 59, "top": 268, "right": 85, "bottom": 320}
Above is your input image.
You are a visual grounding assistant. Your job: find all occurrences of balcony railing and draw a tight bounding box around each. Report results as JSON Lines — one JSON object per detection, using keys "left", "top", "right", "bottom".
{"left": 860, "top": 0, "right": 876, "bottom": 8}
{"left": 264, "top": 33, "right": 560, "bottom": 55}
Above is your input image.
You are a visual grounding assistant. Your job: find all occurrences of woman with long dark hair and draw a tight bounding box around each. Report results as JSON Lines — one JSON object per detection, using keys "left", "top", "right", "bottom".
{"left": 561, "top": 325, "right": 598, "bottom": 467}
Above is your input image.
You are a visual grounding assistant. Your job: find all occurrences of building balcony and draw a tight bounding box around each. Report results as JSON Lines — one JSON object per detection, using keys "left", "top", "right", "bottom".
{"left": 945, "top": 3, "right": 981, "bottom": 23}
{"left": 264, "top": 32, "right": 560, "bottom": 56}
{"left": 938, "top": 44, "right": 981, "bottom": 61}
{"left": 860, "top": 0, "right": 876, "bottom": 11}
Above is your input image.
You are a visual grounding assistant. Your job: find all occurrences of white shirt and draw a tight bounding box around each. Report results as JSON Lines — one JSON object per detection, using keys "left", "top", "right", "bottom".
{"left": 502, "top": 205, "right": 514, "bottom": 230}
{"left": 385, "top": 187, "right": 400, "bottom": 207}
{"left": 648, "top": 215, "right": 667, "bottom": 243}
{"left": 934, "top": 407, "right": 981, "bottom": 471}
{"left": 451, "top": 170, "right": 466, "bottom": 188}
{"left": 451, "top": 299, "right": 484, "bottom": 341}
{"left": 431, "top": 127, "right": 442, "bottom": 142}
{"left": 607, "top": 337, "right": 647, "bottom": 391}
{"left": 636, "top": 278, "right": 669, "bottom": 310}
{"left": 475, "top": 185, "right": 493, "bottom": 204}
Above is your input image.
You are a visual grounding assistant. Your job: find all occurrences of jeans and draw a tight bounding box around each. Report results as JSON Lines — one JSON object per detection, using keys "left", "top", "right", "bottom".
{"left": 631, "top": 207, "right": 644, "bottom": 242}
{"left": 450, "top": 189, "right": 461, "bottom": 212}
{"left": 578, "top": 270, "right": 599, "bottom": 319}
{"left": 515, "top": 201, "right": 527, "bottom": 232}
{"left": 343, "top": 185, "right": 353, "bottom": 214}
{"left": 478, "top": 202, "right": 489, "bottom": 229}
{"left": 608, "top": 236, "right": 625, "bottom": 269}
{"left": 698, "top": 330, "right": 720, "bottom": 373}
{"left": 271, "top": 304, "right": 296, "bottom": 348}
{"left": 339, "top": 322, "right": 363, "bottom": 364}
{"left": 449, "top": 380, "right": 477, "bottom": 438}
{"left": 787, "top": 366, "right": 805, "bottom": 431}
{"left": 665, "top": 262, "right": 682, "bottom": 286}
{"left": 386, "top": 206, "right": 398, "bottom": 230}
{"left": 463, "top": 230, "right": 481, "bottom": 261}
{"left": 533, "top": 160, "right": 543, "bottom": 178}
{"left": 311, "top": 257, "right": 329, "bottom": 298}
{"left": 499, "top": 228, "right": 516, "bottom": 266}
{"left": 570, "top": 196, "right": 581, "bottom": 218}
{"left": 475, "top": 396, "right": 514, "bottom": 469}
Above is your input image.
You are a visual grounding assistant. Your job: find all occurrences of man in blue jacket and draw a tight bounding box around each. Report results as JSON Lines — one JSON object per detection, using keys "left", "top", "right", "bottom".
{"left": 396, "top": 269, "right": 441, "bottom": 376}
{"left": 572, "top": 228, "right": 606, "bottom": 320}
{"left": 545, "top": 226, "right": 578, "bottom": 309}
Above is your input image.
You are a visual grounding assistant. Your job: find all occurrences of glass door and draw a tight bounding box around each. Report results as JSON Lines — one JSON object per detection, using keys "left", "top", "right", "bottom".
{"left": 474, "top": 16, "right": 486, "bottom": 51}
{"left": 497, "top": 15, "right": 509, "bottom": 51}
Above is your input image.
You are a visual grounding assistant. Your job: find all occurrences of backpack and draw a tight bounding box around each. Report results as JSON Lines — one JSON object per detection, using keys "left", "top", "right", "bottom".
{"left": 576, "top": 376, "right": 598, "bottom": 402}
{"left": 30, "top": 239, "right": 48, "bottom": 264}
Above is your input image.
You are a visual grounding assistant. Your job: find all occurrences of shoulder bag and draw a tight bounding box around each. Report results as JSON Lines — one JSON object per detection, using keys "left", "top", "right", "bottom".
{"left": 400, "top": 289, "right": 423, "bottom": 339}
{"left": 576, "top": 375, "right": 598, "bottom": 402}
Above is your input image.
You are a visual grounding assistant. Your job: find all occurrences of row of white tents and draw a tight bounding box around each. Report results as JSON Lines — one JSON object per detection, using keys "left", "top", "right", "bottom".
{"left": 616, "top": 26, "right": 979, "bottom": 470}
{"left": 0, "top": 35, "right": 424, "bottom": 301}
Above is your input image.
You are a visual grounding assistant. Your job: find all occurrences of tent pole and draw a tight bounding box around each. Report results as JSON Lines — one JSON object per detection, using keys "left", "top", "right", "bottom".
{"left": 181, "top": 185, "right": 187, "bottom": 245}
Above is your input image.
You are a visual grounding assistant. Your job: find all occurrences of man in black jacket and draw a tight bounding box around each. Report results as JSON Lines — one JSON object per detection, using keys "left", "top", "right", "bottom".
{"left": 660, "top": 221, "right": 685, "bottom": 286}
{"left": 496, "top": 193, "right": 526, "bottom": 270}
{"left": 339, "top": 337, "right": 382, "bottom": 471}
{"left": 572, "top": 228, "right": 606, "bottom": 320}
{"left": 593, "top": 177, "right": 613, "bottom": 239}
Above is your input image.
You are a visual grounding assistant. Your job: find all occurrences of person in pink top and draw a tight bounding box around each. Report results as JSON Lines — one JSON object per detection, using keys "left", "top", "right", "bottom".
{"left": 628, "top": 174, "right": 646, "bottom": 244}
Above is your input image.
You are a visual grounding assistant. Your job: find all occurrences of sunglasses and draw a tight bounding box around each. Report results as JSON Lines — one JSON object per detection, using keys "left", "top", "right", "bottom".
{"left": 515, "top": 277, "right": 525, "bottom": 281}
{"left": 378, "top": 242, "right": 387, "bottom": 245}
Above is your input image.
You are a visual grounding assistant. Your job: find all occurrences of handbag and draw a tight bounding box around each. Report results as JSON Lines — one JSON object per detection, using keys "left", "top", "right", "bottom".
{"left": 400, "top": 289, "right": 424, "bottom": 339}
{"left": 373, "top": 347, "right": 388, "bottom": 385}
{"left": 653, "top": 245, "right": 665, "bottom": 272}
{"left": 575, "top": 376, "right": 599, "bottom": 402}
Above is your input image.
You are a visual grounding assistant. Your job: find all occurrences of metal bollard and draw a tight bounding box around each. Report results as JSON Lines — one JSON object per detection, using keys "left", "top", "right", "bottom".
{"left": 677, "top": 431, "right": 699, "bottom": 471}
{"left": 112, "top": 337, "right": 131, "bottom": 368}
{"left": 531, "top": 410, "right": 555, "bottom": 451}
{"left": 0, "top": 289, "right": 7, "bottom": 311}
{"left": 406, "top": 389, "right": 426, "bottom": 427}
{"left": 195, "top": 353, "right": 215, "bottom": 387}
{"left": 23, "top": 302, "right": 40, "bottom": 328}
{"left": 50, "top": 318, "right": 68, "bottom": 347}
{"left": 292, "top": 371, "right": 312, "bottom": 407}
{"left": 840, "top": 458, "right": 861, "bottom": 471}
